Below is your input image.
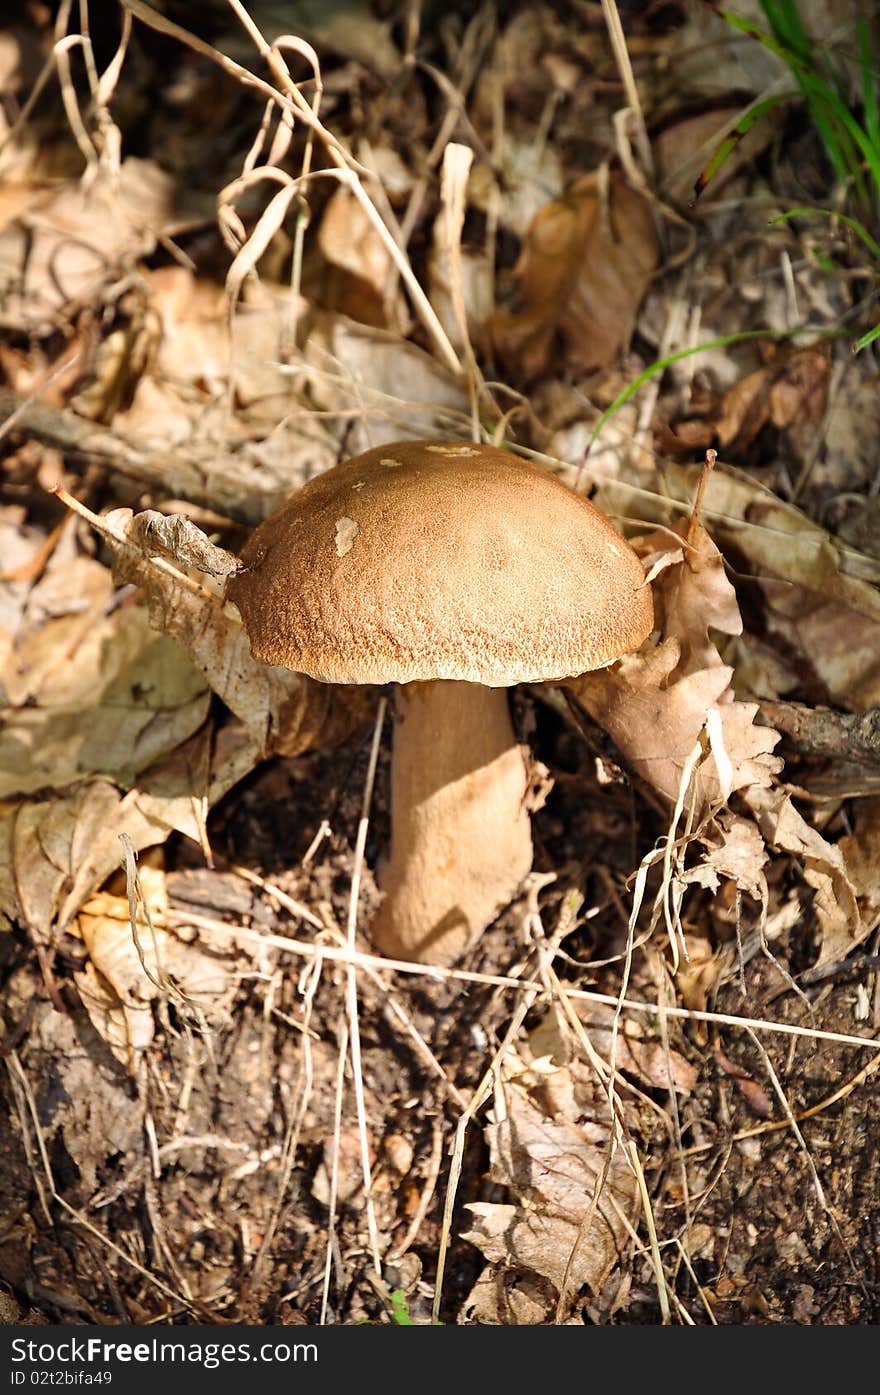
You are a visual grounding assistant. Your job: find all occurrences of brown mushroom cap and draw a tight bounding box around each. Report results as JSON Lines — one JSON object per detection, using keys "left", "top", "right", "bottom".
{"left": 227, "top": 439, "right": 653, "bottom": 686}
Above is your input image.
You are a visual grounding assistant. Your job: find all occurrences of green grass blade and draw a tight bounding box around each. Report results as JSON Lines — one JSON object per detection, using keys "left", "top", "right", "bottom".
{"left": 691, "top": 93, "right": 794, "bottom": 202}
{"left": 852, "top": 321, "right": 880, "bottom": 353}
{"left": 769, "top": 205, "right": 880, "bottom": 261}
{"left": 858, "top": 17, "right": 880, "bottom": 157}
{"left": 587, "top": 326, "right": 844, "bottom": 450}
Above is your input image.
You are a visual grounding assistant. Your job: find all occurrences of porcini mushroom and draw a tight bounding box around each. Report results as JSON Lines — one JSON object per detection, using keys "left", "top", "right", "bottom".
{"left": 226, "top": 440, "right": 652, "bottom": 964}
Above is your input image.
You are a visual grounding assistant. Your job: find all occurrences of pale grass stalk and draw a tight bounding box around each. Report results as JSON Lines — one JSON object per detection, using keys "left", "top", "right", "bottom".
{"left": 344, "top": 696, "right": 388, "bottom": 1279}
{"left": 94, "top": 8, "right": 132, "bottom": 108}
{"left": 203, "top": 870, "right": 468, "bottom": 1109}
{"left": 627, "top": 1136, "right": 671, "bottom": 1324}
{"left": 599, "top": 0, "right": 654, "bottom": 180}
{"left": 320, "top": 1016, "right": 350, "bottom": 1326}
{"left": 431, "top": 989, "right": 539, "bottom": 1325}
{"left": 431, "top": 919, "right": 572, "bottom": 1323}
{"left": 159, "top": 907, "right": 880, "bottom": 1053}
{"left": 439, "top": 141, "right": 496, "bottom": 436}
{"left": 54, "top": 1, "right": 98, "bottom": 172}
{"left": 121, "top": 0, "right": 461, "bottom": 372}
{"left": 672, "top": 1236, "right": 718, "bottom": 1325}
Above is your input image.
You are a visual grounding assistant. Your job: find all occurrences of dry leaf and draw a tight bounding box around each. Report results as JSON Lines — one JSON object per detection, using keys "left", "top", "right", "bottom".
{"left": 487, "top": 171, "right": 660, "bottom": 379}
{"left": 573, "top": 518, "right": 783, "bottom": 812}
{"left": 529, "top": 1002, "right": 697, "bottom": 1096}
{"left": 715, "top": 349, "right": 830, "bottom": 449}
{"left": 75, "top": 856, "right": 237, "bottom": 1068}
{"left": 1, "top": 573, "right": 210, "bottom": 800}
{"left": 461, "top": 1047, "right": 637, "bottom": 1318}
{"left": 0, "top": 159, "right": 173, "bottom": 333}
{"left": 317, "top": 185, "right": 407, "bottom": 329}
{"left": 107, "top": 523, "right": 364, "bottom": 756}
{"left": 838, "top": 797, "right": 880, "bottom": 929}
{"left": 747, "top": 785, "right": 862, "bottom": 964}
{"left": 598, "top": 464, "right": 880, "bottom": 708}
{"left": 0, "top": 721, "right": 260, "bottom": 941}
{"left": 714, "top": 1048, "right": 773, "bottom": 1119}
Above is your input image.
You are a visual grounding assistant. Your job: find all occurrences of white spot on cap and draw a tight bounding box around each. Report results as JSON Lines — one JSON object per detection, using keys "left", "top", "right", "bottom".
{"left": 380, "top": 457, "right": 403, "bottom": 468}
{"left": 607, "top": 541, "right": 622, "bottom": 557}
{"left": 425, "top": 443, "right": 478, "bottom": 456}
{"left": 335, "top": 517, "right": 359, "bottom": 557}
{"left": 351, "top": 480, "right": 365, "bottom": 491}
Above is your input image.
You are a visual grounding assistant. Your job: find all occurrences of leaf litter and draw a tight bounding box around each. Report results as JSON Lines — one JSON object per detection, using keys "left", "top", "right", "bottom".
{"left": 1, "top": 0, "right": 879, "bottom": 1330}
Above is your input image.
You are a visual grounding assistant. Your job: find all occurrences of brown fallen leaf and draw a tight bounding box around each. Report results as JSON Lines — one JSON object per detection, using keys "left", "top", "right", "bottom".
{"left": 487, "top": 170, "right": 659, "bottom": 380}
{"left": 0, "top": 158, "right": 174, "bottom": 333}
{"left": 714, "top": 1047, "right": 773, "bottom": 1119}
{"left": 461, "top": 1046, "right": 638, "bottom": 1320}
{"left": 572, "top": 517, "right": 783, "bottom": 812}
{"left": 715, "top": 348, "right": 831, "bottom": 449}
{"left": 317, "top": 184, "right": 408, "bottom": 330}
{"left": 529, "top": 1002, "right": 697, "bottom": 1096}
{"left": 746, "top": 784, "right": 862, "bottom": 965}
{"left": 75, "top": 855, "right": 237, "bottom": 1069}
{"left": 838, "top": 797, "right": 880, "bottom": 929}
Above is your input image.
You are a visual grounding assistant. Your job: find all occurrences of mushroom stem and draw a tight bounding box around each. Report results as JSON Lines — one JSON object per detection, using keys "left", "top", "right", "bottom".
{"left": 372, "top": 680, "right": 533, "bottom": 963}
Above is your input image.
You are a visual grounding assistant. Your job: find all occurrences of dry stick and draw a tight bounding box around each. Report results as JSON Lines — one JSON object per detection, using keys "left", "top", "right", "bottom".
{"left": 156, "top": 908, "right": 880, "bottom": 1054}
{"left": 758, "top": 699, "right": 880, "bottom": 768}
{"left": 344, "top": 696, "right": 388, "bottom": 1280}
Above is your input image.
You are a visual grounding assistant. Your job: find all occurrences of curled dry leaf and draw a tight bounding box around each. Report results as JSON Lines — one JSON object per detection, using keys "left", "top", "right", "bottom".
{"left": 461, "top": 1046, "right": 638, "bottom": 1320}
{"left": 122, "top": 509, "right": 241, "bottom": 578}
{"left": 529, "top": 1002, "right": 697, "bottom": 1096}
{"left": 0, "top": 158, "right": 173, "bottom": 333}
{"left": 0, "top": 558, "right": 210, "bottom": 800}
{"left": 75, "top": 855, "right": 237, "bottom": 1070}
{"left": 572, "top": 517, "right": 783, "bottom": 812}
{"left": 714, "top": 348, "right": 831, "bottom": 450}
{"left": 487, "top": 170, "right": 660, "bottom": 380}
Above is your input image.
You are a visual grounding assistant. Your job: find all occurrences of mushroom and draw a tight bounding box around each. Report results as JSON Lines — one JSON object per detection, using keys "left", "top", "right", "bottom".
{"left": 226, "top": 440, "right": 652, "bottom": 964}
